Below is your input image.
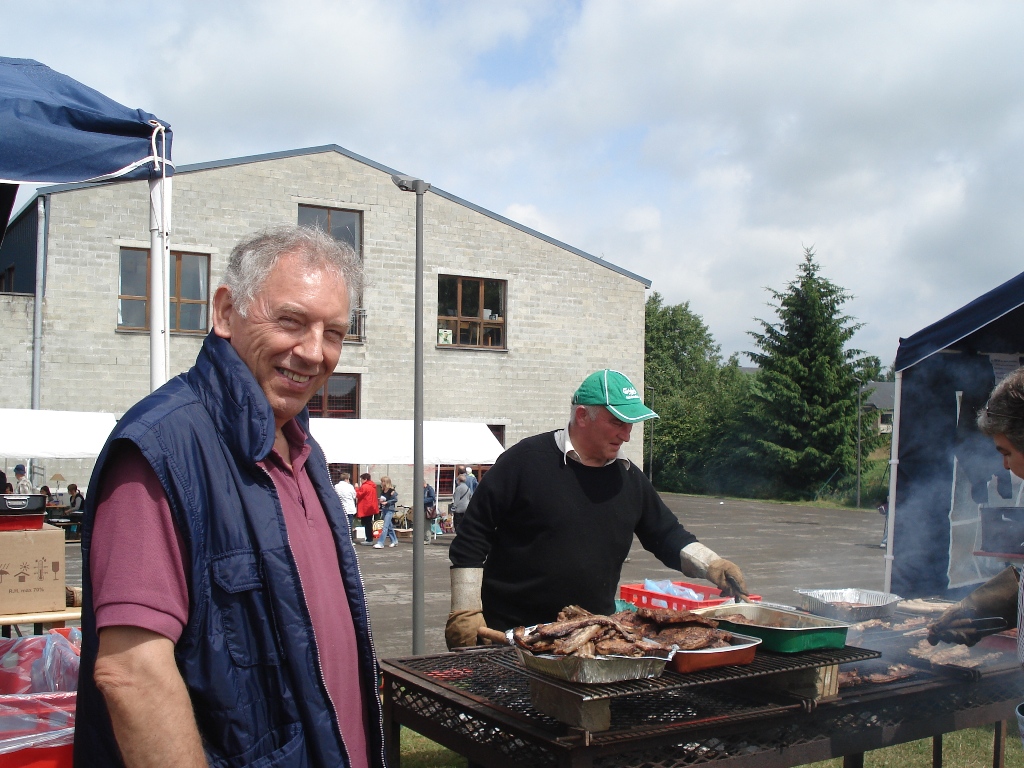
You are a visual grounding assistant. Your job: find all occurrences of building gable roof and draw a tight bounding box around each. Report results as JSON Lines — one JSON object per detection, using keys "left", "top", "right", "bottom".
{"left": 20, "top": 144, "right": 651, "bottom": 287}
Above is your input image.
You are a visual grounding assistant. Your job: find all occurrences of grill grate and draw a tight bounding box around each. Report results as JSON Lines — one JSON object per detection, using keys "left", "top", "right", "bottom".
{"left": 482, "top": 645, "right": 879, "bottom": 701}
{"left": 383, "top": 648, "right": 1024, "bottom": 768}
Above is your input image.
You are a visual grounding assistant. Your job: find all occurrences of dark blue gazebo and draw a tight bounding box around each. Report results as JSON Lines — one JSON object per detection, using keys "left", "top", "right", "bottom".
{"left": 885, "top": 271, "right": 1024, "bottom": 598}
{"left": 0, "top": 57, "right": 174, "bottom": 395}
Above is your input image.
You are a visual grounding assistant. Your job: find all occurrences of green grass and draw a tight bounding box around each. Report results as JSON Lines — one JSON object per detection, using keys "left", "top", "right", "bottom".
{"left": 399, "top": 724, "right": 1024, "bottom": 768}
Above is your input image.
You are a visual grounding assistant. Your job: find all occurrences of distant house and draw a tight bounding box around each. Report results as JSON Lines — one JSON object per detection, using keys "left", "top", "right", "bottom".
{"left": 0, "top": 144, "right": 651, "bottom": 500}
{"left": 863, "top": 381, "right": 895, "bottom": 434}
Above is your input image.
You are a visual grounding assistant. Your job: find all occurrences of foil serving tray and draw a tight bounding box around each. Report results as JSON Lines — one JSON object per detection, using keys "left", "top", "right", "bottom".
{"left": 510, "top": 626, "right": 675, "bottom": 684}
{"left": 794, "top": 588, "right": 903, "bottom": 622}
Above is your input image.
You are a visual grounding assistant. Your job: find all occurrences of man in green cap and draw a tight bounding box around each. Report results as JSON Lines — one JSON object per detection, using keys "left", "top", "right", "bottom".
{"left": 446, "top": 369, "right": 750, "bottom": 648}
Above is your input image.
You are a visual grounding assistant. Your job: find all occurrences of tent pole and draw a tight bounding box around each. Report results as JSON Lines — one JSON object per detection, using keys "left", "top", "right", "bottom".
{"left": 31, "top": 195, "right": 47, "bottom": 410}
{"left": 148, "top": 177, "right": 168, "bottom": 391}
{"left": 162, "top": 175, "right": 172, "bottom": 382}
{"left": 883, "top": 370, "right": 903, "bottom": 593}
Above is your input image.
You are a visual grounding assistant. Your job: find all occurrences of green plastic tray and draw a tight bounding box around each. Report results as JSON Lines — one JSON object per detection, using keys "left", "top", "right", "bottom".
{"left": 695, "top": 604, "right": 849, "bottom": 653}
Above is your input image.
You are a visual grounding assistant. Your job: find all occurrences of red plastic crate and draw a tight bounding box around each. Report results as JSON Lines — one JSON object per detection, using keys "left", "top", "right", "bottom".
{"left": 619, "top": 580, "right": 761, "bottom": 612}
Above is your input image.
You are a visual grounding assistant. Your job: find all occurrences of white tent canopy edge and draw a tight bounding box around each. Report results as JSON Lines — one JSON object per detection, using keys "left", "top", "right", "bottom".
{"left": 0, "top": 408, "right": 118, "bottom": 460}
{"left": 308, "top": 419, "right": 504, "bottom": 466}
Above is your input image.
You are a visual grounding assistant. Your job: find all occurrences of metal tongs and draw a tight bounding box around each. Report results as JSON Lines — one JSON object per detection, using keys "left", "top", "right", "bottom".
{"left": 725, "top": 575, "right": 753, "bottom": 604}
{"left": 961, "top": 617, "right": 1009, "bottom": 638}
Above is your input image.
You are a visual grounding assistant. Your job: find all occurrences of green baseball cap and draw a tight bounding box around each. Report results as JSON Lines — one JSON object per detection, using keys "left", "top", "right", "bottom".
{"left": 572, "top": 370, "right": 658, "bottom": 423}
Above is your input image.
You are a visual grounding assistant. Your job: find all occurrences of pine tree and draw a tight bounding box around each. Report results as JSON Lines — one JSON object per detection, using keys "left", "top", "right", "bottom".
{"left": 744, "top": 247, "right": 864, "bottom": 498}
{"left": 644, "top": 293, "right": 745, "bottom": 492}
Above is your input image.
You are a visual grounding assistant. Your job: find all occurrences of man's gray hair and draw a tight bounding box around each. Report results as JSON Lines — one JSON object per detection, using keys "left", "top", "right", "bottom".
{"left": 978, "top": 367, "right": 1024, "bottom": 453}
{"left": 570, "top": 404, "right": 603, "bottom": 423}
{"left": 221, "top": 226, "right": 363, "bottom": 317}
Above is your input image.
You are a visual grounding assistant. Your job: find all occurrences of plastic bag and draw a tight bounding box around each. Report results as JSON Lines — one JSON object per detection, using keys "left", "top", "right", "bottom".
{"left": 0, "top": 632, "right": 80, "bottom": 695}
{"left": 643, "top": 579, "right": 705, "bottom": 602}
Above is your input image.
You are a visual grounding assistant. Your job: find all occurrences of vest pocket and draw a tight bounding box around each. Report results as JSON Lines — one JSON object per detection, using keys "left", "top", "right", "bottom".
{"left": 212, "top": 550, "right": 282, "bottom": 667}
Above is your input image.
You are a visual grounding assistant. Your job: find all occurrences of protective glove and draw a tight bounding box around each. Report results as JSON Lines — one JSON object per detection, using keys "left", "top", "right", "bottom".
{"left": 445, "top": 610, "right": 488, "bottom": 649}
{"left": 705, "top": 559, "right": 749, "bottom": 600}
{"left": 928, "top": 566, "right": 1019, "bottom": 646}
{"left": 679, "top": 542, "right": 750, "bottom": 600}
{"left": 445, "top": 567, "right": 488, "bottom": 650}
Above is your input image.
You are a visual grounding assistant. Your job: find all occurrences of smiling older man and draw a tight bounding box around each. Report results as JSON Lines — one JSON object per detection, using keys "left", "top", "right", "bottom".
{"left": 446, "top": 369, "right": 750, "bottom": 647}
{"left": 75, "top": 227, "right": 384, "bottom": 768}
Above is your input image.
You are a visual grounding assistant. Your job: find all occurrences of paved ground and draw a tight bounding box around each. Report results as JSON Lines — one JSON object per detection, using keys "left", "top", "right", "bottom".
{"left": 58, "top": 494, "right": 887, "bottom": 661}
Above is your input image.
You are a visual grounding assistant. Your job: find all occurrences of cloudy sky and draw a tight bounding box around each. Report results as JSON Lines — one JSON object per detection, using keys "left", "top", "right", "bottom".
{"left": 6, "top": 1, "right": 1024, "bottom": 367}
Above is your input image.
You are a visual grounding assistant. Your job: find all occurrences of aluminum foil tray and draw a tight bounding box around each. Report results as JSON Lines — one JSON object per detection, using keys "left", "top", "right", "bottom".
{"left": 514, "top": 646, "right": 673, "bottom": 683}
{"left": 668, "top": 632, "right": 762, "bottom": 673}
{"left": 694, "top": 604, "right": 849, "bottom": 653}
{"left": 794, "top": 588, "right": 903, "bottom": 622}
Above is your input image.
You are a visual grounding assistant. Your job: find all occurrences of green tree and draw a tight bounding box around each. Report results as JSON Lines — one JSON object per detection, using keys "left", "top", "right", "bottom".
{"left": 742, "top": 247, "right": 866, "bottom": 499}
{"left": 644, "top": 294, "right": 746, "bottom": 492}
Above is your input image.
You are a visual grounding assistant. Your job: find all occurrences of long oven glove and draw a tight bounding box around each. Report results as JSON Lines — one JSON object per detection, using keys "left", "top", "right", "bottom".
{"left": 445, "top": 567, "right": 488, "bottom": 649}
{"left": 679, "top": 542, "right": 750, "bottom": 599}
{"left": 928, "top": 566, "right": 1019, "bottom": 647}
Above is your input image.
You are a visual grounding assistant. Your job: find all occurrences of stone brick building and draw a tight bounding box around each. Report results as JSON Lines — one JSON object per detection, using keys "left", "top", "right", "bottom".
{"left": 0, "top": 145, "right": 650, "bottom": 498}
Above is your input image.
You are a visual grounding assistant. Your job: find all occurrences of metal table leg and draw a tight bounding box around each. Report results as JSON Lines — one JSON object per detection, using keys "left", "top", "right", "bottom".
{"left": 933, "top": 733, "right": 942, "bottom": 768}
{"left": 994, "top": 719, "right": 1006, "bottom": 768}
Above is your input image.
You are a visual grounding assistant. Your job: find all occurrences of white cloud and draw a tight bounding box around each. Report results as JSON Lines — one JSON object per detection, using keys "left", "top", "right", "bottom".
{"left": 5, "top": 0, "right": 1024, "bottom": 368}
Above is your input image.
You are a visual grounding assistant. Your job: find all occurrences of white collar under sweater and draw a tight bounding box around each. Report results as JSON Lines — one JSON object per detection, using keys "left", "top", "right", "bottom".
{"left": 554, "top": 423, "right": 632, "bottom": 469}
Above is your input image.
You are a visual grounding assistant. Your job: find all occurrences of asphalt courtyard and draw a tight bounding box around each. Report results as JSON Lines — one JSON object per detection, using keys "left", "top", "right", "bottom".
{"left": 58, "top": 494, "right": 886, "bottom": 661}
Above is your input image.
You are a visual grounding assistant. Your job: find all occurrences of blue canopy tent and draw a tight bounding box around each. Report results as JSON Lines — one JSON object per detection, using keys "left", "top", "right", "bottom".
{"left": 0, "top": 57, "right": 174, "bottom": 394}
{"left": 885, "top": 271, "right": 1024, "bottom": 597}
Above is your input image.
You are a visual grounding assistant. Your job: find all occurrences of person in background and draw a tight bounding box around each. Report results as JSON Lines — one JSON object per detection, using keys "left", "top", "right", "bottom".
{"left": 0, "top": 470, "right": 7, "bottom": 494}
{"left": 39, "top": 485, "right": 53, "bottom": 503}
{"left": 929, "top": 367, "right": 1024, "bottom": 647}
{"left": 374, "top": 476, "right": 399, "bottom": 549}
{"left": 355, "top": 472, "right": 380, "bottom": 545}
{"left": 878, "top": 495, "right": 890, "bottom": 549}
{"left": 13, "top": 464, "right": 33, "bottom": 494}
{"left": 75, "top": 226, "right": 384, "bottom": 767}
{"left": 423, "top": 482, "right": 437, "bottom": 543}
{"left": 67, "top": 483, "right": 85, "bottom": 514}
{"left": 3, "top": 483, "right": 12, "bottom": 494}
{"left": 450, "top": 473, "right": 473, "bottom": 534}
{"left": 447, "top": 369, "right": 750, "bottom": 647}
{"left": 464, "top": 466, "right": 478, "bottom": 493}
{"left": 334, "top": 471, "right": 358, "bottom": 540}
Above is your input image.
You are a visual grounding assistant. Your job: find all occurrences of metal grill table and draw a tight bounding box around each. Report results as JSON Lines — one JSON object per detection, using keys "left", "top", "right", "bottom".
{"left": 380, "top": 645, "right": 1024, "bottom": 768}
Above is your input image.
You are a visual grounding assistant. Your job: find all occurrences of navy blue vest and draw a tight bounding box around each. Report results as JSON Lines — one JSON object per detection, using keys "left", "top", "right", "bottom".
{"left": 74, "top": 333, "right": 386, "bottom": 768}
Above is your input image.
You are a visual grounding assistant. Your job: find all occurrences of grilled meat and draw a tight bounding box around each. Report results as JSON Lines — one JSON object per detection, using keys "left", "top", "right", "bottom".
{"left": 636, "top": 606, "right": 719, "bottom": 628}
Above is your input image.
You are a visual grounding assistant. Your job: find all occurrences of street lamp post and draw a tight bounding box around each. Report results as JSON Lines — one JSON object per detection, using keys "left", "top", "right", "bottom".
{"left": 645, "top": 385, "right": 655, "bottom": 483}
{"left": 392, "top": 173, "right": 430, "bottom": 655}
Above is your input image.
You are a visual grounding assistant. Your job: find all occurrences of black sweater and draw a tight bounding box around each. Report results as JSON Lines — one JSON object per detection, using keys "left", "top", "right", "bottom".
{"left": 449, "top": 431, "right": 697, "bottom": 630}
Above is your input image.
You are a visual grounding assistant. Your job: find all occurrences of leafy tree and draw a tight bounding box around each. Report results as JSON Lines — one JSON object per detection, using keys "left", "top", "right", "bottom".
{"left": 644, "top": 294, "right": 746, "bottom": 492}
{"left": 742, "top": 247, "right": 867, "bottom": 499}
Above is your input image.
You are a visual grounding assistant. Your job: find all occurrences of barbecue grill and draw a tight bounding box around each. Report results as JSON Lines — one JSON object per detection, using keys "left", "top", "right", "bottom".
{"left": 381, "top": 634, "right": 1024, "bottom": 768}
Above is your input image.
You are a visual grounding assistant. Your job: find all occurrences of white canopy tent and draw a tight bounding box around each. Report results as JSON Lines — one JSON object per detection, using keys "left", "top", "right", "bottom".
{"left": 0, "top": 408, "right": 117, "bottom": 459}
{"left": 308, "top": 419, "right": 504, "bottom": 466}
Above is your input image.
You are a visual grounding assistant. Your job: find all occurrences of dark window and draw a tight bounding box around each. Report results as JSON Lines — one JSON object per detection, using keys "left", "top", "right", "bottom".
{"left": 118, "top": 248, "right": 209, "bottom": 332}
{"left": 308, "top": 374, "right": 360, "bottom": 419}
{"left": 298, "top": 205, "right": 364, "bottom": 340}
{"left": 880, "top": 412, "right": 893, "bottom": 425}
{"left": 297, "top": 205, "right": 361, "bottom": 257}
{"left": 0, "top": 266, "right": 14, "bottom": 291}
{"left": 487, "top": 424, "right": 506, "bottom": 447}
{"left": 437, "top": 275, "right": 506, "bottom": 349}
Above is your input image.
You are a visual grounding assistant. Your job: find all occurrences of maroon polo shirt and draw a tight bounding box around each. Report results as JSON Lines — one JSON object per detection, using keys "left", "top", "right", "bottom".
{"left": 91, "top": 421, "right": 371, "bottom": 767}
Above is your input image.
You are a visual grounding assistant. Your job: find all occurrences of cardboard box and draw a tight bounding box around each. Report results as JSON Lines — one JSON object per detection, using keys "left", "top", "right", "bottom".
{"left": 0, "top": 525, "right": 66, "bottom": 614}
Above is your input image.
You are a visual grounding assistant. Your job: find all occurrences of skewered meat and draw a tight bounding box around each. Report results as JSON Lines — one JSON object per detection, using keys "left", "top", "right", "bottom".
{"left": 850, "top": 619, "right": 891, "bottom": 631}
{"left": 838, "top": 669, "right": 863, "bottom": 688}
{"left": 513, "top": 605, "right": 732, "bottom": 659}
{"left": 864, "top": 664, "right": 914, "bottom": 683}
{"left": 892, "top": 616, "right": 928, "bottom": 631}
{"left": 535, "top": 615, "right": 638, "bottom": 642}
